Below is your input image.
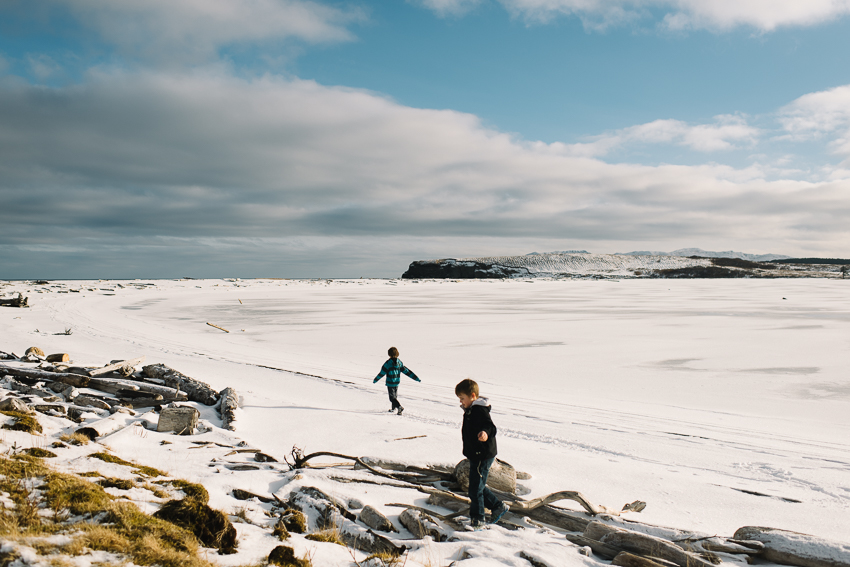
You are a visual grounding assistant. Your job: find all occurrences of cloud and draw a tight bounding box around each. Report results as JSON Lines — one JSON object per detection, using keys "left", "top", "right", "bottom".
{"left": 0, "top": 67, "right": 846, "bottom": 276}
{"left": 568, "top": 114, "right": 759, "bottom": 157}
{"left": 50, "top": 0, "right": 362, "bottom": 65}
{"left": 414, "top": 0, "right": 483, "bottom": 17}
{"left": 420, "top": 0, "right": 850, "bottom": 31}
{"left": 779, "top": 84, "right": 850, "bottom": 156}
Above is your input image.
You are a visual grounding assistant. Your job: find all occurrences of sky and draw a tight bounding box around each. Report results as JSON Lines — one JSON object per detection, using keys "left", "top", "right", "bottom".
{"left": 1, "top": 0, "right": 849, "bottom": 279}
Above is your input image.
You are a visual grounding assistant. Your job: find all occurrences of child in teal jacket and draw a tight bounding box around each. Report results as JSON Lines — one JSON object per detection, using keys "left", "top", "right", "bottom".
{"left": 374, "top": 346, "right": 420, "bottom": 415}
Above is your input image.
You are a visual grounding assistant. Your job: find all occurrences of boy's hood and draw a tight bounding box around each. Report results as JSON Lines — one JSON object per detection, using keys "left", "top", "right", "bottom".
{"left": 471, "top": 397, "right": 490, "bottom": 407}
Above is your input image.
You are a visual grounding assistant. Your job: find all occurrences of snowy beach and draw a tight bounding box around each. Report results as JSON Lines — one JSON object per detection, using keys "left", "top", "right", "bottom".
{"left": 1, "top": 277, "right": 848, "bottom": 564}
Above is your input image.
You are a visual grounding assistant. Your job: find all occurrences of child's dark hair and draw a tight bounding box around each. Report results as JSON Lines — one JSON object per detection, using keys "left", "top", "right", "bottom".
{"left": 455, "top": 379, "right": 479, "bottom": 397}
{"left": 388, "top": 346, "right": 399, "bottom": 358}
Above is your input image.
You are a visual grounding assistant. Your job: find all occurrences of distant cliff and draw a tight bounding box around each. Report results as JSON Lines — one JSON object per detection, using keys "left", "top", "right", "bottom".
{"left": 401, "top": 259, "right": 530, "bottom": 279}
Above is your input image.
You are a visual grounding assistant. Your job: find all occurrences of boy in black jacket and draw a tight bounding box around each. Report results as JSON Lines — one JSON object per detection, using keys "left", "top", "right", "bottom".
{"left": 455, "top": 378, "right": 508, "bottom": 528}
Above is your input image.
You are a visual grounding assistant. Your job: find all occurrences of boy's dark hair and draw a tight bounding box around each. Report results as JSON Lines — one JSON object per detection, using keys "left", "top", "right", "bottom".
{"left": 455, "top": 378, "right": 479, "bottom": 397}
{"left": 388, "top": 347, "right": 399, "bottom": 358}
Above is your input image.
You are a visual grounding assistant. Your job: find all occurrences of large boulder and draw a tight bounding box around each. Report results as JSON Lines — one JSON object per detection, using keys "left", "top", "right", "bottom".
{"left": 454, "top": 458, "right": 517, "bottom": 494}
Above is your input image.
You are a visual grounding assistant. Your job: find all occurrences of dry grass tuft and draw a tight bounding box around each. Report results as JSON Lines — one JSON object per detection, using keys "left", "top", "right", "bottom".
{"left": 59, "top": 433, "right": 90, "bottom": 446}
{"left": 1, "top": 410, "right": 42, "bottom": 433}
{"left": 88, "top": 452, "right": 165, "bottom": 478}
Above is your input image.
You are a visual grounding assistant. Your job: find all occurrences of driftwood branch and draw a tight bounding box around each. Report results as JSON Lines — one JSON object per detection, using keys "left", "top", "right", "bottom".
{"left": 88, "top": 356, "right": 145, "bottom": 377}
{"left": 142, "top": 364, "right": 218, "bottom": 405}
{"left": 0, "top": 365, "right": 90, "bottom": 387}
{"left": 220, "top": 387, "right": 237, "bottom": 430}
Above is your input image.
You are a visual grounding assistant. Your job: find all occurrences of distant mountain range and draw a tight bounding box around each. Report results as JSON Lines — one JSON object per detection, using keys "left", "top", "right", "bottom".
{"left": 615, "top": 248, "right": 791, "bottom": 262}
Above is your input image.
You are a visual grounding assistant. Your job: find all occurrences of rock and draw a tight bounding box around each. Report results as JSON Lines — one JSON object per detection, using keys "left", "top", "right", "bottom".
{"left": 46, "top": 353, "right": 70, "bottom": 363}
{"left": 232, "top": 488, "right": 274, "bottom": 503}
{"left": 24, "top": 347, "right": 44, "bottom": 358}
{"left": 32, "top": 404, "right": 67, "bottom": 415}
{"left": 0, "top": 397, "right": 32, "bottom": 414}
{"left": 516, "top": 471, "right": 532, "bottom": 480}
{"left": 156, "top": 406, "right": 200, "bottom": 435}
{"left": 454, "top": 458, "right": 517, "bottom": 494}
{"left": 399, "top": 508, "right": 445, "bottom": 541}
{"left": 268, "top": 545, "right": 309, "bottom": 567}
{"left": 75, "top": 395, "right": 112, "bottom": 410}
{"left": 347, "top": 498, "right": 364, "bottom": 510}
{"left": 402, "top": 259, "right": 530, "bottom": 279}
{"left": 254, "top": 451, "right": 277, "bottom": 462}
{"left": 359, "top": 505, "right": 396, "bottom": 533}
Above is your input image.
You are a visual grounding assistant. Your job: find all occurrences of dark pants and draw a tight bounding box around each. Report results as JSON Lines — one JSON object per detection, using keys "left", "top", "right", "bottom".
{"left": 468, "top": 457, "right": 502, "bottom": 521}
{"left": 387, "top": 386, "right": 402, "bottom": 410}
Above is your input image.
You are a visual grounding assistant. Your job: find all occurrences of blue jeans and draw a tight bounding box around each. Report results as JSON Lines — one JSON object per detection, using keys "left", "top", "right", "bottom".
{"left": 387, "top": 387, "right": 401, "bottom": 409}
{"left": 468, "top": 457, "right": 502, "bottom": 521}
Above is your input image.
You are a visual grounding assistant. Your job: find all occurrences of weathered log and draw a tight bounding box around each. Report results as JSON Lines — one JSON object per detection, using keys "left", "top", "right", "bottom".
{"left": 359, "top": 505, "right": 397, "bottom": 533}
{"left": 613, "top": 552, "right": 672, "bottom": 567}
{"left": 423, "top": 485, "right": 591, "bottom": 532}
{"left": 76, "top": 411, "right": 142, "bottom": 440}
{"left": 596, "top": 528, "right": 718, "bottom": 567}
{"left": 692, "top": 538, "right": 762, "bottom": 555}
{"left": 454, "top": 458, "right": 517, "bottom": 494}
{"left": 31, "top": 403, "right": 67, "bottom": 415}
{"left": 220, "top": 387, "right": 238, "bottom": 430}
{"left": 67, "top": 405, "right": 110, "bottom": 420}
{"left": 143, "top": 364, "right": 218, "bottom": 405}
{"left": 89, "top": 377, "right": 184, "bottom": 398}
{"left": 115, "top": 396, "right": 174, "bottom": 408}
{"left": 565, "top": 534, "right": 621, "bottom": 559}
{"left": 157, "top": 406, "right": 200, "bottom": 435}
{"left": 356, "top": 456, "right": 455, "bottom": 478}
{"left": 46, "top": 353, "right": 70, "bottom": 363}
{"left": 1, "top": 377, "right": 60, "bottom": 400}
{"left": 398, "top": 507, "right": 446, "bottom": 541}
{"left": 733, "top": 527, "right": 850, "bottom": 567}
{"left": 88, "top": 356, "right": 145, "bottom": 377}
{"left": 0, "top": 365, "right": 91, "bottom": 387}
{"left": 510, "top": 490, "right": 607, "bottom": 516}
{"left": 74, "top": 395, "right": 113, "bottom": 410}
{"left": 0, "top": 294, "right": 28, "bottom": 308}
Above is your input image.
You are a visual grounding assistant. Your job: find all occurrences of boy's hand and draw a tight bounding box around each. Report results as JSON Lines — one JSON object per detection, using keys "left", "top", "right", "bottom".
{"left": 478, "top": 431, "right": 488, "bottom": 442}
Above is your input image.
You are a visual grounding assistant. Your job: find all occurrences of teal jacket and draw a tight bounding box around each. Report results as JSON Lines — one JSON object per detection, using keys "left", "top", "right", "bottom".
{"left": 374, "top": 358, "right": 420, "bottom": 387}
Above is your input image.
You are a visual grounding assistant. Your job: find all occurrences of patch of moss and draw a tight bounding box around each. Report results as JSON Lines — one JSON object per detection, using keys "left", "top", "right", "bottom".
{"left": 88, "top": 452, "right": 165, "bottom": 478}
{"left": 154, "top": 498, "right": 237, "bottom": 554}
{"left": 79, "top": 471, "right": 102, "bottom": 478}
{"left": 43, "top": 472, "right": 114, "bottom": 517}
{"left": 168, "top": 479, "right": 209, "bottom": 504}
{"left": 1, "top": 410, "right": 43, "bottom": 434}
{"left": 22, "top": 448, "right": 56, "bottom": 458}
{"left": 99, "top": 477, "right": 136, "bottom": 490}
{"left": 305, "top": 530, "right": 344, "bottom": 546}
{"left": 278, "top": 509, "right": 307, "bottom": 534}
{"left": 268, "top": 545, "right": 312, "bottom": 567}
{"left": 50, "top": 442, "right": 67, "bottom": 449}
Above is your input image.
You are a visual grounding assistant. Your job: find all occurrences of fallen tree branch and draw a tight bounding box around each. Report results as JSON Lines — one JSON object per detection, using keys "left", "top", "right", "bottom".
{"left": 0, "top": 365, "right": 90, "bottom": 387}
{"left": 88, "top": 356, "right": 145, "bottom": 377}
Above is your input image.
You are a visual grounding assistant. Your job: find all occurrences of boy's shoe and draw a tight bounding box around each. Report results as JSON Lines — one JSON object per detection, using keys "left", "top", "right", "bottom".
{"left": 397, "top": 406, "right": 404, "bottom": 415}
{"left": 388, "top": 408, "right": 395, "bottom": 412}
{"left": 468, "top": 519, "right": 485, "bottom": 531}
{"left": 489, "top": 502, "right": 509, "bottom": 524}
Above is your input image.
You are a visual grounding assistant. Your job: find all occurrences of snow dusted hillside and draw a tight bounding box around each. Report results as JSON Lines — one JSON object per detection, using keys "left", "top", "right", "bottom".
{"left": 463, "top": 253, "right": 711, "bottom": 277}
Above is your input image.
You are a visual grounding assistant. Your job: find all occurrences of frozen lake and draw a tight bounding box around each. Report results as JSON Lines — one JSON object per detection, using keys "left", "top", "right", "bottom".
{"left": 3, "top": 277, "right": 849, "bottom": 543}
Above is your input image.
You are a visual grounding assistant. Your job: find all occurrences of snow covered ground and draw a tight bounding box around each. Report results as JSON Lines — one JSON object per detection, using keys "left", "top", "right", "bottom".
{"left": 1, "top": 277, "right": 849, "bottom": 564}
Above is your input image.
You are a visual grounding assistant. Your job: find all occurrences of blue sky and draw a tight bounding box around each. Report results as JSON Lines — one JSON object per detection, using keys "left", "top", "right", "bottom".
{"left": 1, "top": 0, "right": 849, "bottom": 278}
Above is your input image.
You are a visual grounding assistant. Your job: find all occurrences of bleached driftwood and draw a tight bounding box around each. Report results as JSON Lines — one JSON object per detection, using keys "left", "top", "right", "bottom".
{"left": 454, "top": 458, "right": 517, "bottom": 494}
{"left": 583, "top": 521, "right": 717, "bottom": 567}
{"left": 356, "top": 456, "right": 455, "bottom": 478}
{"left": 565, "top": 534, "right": 620, "bottom": 559}
{"left": 206, "top": 322, "right": 229, "bottom": 333}
{"left": 0, "top": 294, "right": 28, "bottom": 308}
{"left": 220, "top": 387, "right": 238, "bottom": 430}
{"left": 733, "top": 527, "right": 850, "bottom": 567}
{"left": 1, "top": 377, "right": 59, "bottom": 400}
{"left": 89, "top": 376, "right": 185, "bottom": 399}
{"left": 46, "top": 353, "right": 70, "bottom": 363}
{"left": 74, "top": 395, "right": 112, "bottom": 410}
{"left": 76, "top": 411, "right": 143, "bottom": 440}
{"left": 613, "top": 552, "right": 673, "bottom": 567}
{"left": 0, "top": 365, "right": 91, "bottom": 387}
{"left": 142, "top": 364, "right": 218, "bottom": 405}
{"left": 88, "top": 356, "right": 145, "bottom": 377}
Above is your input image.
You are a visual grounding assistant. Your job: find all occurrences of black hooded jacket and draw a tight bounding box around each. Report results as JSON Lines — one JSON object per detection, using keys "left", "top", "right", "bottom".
{"left": 461, "top": 398, "right": 498, "bottom": 460}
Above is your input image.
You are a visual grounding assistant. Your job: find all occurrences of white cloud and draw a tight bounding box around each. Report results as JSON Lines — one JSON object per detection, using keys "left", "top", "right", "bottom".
{"left": 424, "top": 0, "right": 850, "bottom": 31}
{"left": 568, "top": 114, "right": 759, "bottom": 157}
{"left": 779, "top": 84, "right": 850, "bottom": 156}
{"left": 55, "top": 0, "right": 362, "bottom": 64}
{"left": 27, "top": 54, "right": 62, "bottom": 79}
{"left": 0, "top": 68, "right": 846, "bottom": 260}
{"left": 414, "top": 0, "right": 483, "bottom": 17}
